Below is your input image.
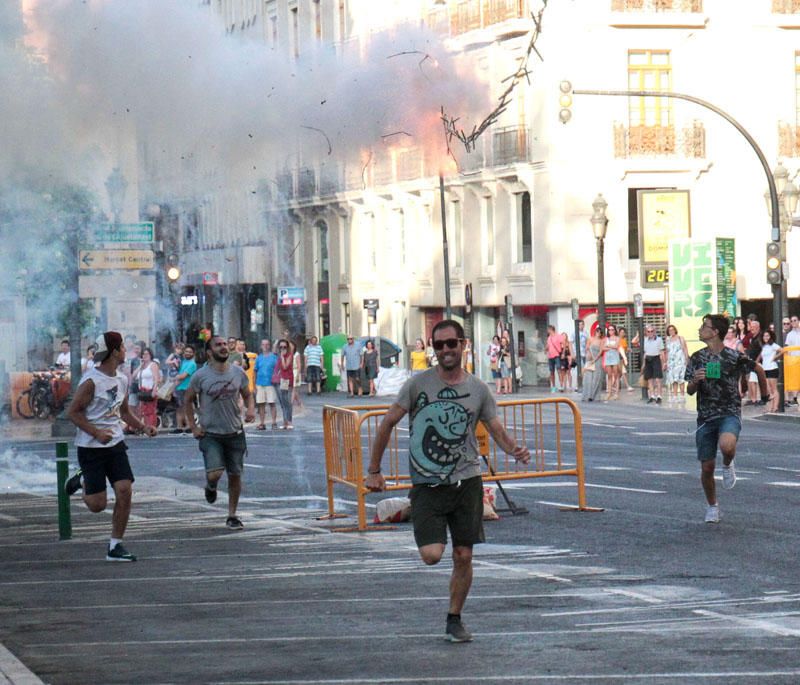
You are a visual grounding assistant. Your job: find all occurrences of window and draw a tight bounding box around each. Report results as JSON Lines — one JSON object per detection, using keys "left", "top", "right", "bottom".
{"left": 628, "top": 186, "right": 676, "bottom": 260}
{"left": 628, "top": 50, "right": 672, "bottom": 127}
{"left": 363, "top": 212, "right": 376, "bottom": 271}
{"left": 483, "top": 196, "right": 494, "bottom": 267}
{"left": 796, "top": 51, "right": 800, "bottom": 130}
{"left": 290, "top": 6, "right": 299, "bottom": 58}
{"left": 314, "top": 0, "right": 322, "bottom": 40}
{"left": 316, "top": 221, "right": 329, "bottom": 283}
{"left": 339, "top": 221, "right": 351, "bottom": 279}
{"left": 516, "top": 191, "right": 532, "bottom": 263}
{"left": 450, "top": 200, "right": 462, "bottom": 268}
{"left": 390, "top": 209, "right": 406, "bottom": 267}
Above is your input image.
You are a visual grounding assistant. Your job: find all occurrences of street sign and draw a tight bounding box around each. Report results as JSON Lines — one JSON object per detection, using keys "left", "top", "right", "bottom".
{"left": 79, "top": 249, "right": 155, "bottom": 270}
{"left": 278, "top": 286, "right": 305, "bottom": 305}
{"left": 363, "top": 298, "right": 379, "bottom": 309}
{"left": 202, "top": 272, "right": 219, "bottom": 286}
{"left": 91, "top": 222, "right": 154, "bottom": 243}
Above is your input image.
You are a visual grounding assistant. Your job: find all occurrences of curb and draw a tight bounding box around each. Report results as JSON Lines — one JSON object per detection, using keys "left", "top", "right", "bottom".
{"left": 0, "top": 643, "right": 43, "bottom": 685}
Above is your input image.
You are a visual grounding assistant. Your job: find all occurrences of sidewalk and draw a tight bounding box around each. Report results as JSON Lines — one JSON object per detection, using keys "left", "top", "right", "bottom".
{"left": 2, "top": 380, "right": 795, "bottom": 444}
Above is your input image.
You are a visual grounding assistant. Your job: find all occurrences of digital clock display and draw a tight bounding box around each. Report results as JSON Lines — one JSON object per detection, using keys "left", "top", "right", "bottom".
{"left": 641, "top": 266, "right": 670, "bottom": 288}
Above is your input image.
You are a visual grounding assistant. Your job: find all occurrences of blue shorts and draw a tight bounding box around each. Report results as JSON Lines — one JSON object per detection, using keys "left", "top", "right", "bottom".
{"left": 695, "top": 415, "right": 741, "bottom": 462}
{"left": 198, "top": 432, "right": 247, "bottom": 475}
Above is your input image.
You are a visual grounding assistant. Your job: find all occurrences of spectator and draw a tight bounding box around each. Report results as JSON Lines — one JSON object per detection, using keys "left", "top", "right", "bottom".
{"left": 664, "top": 324, "right": 690, "bottom": 403}
{"left": 410, "top": 338, "right": 428, "bottom": 375}
{"left": 304, "top": 336, "right": 324, "bottom": 395}
{"left": 362, "top": 339, "right": 379, "bottom": 397}
{"left": 55, "top": 339, "right": 71, "bottom": 368}
{"left": 254, "top": 339, "right": 279, "bottom": 430}
{"left": 545, "top": 325, "right": 562, "bottom": 392}
{"left": 172, "top": 345, "right": 197, "bottom": 433}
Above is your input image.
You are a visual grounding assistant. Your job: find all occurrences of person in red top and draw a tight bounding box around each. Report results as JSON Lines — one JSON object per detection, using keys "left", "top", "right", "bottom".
{"left": 273, "top": 339, "right": 294, "bottom": 429}
{"left": 545, "top": 325, "right": 563, "bottom": 393}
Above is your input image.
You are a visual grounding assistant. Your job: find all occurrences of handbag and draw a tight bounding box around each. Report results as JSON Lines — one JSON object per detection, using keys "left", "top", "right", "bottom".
{"left": 157, "top": 379, "right": 176, "bottom": 401}
{"left": 138, "top": 389, "right": 155, "bottom": 402}
{"left": 583, "top": 359, "right": 596, "bottom": 373}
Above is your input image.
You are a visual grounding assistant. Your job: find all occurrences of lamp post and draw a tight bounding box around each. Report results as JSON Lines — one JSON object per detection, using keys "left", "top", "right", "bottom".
{"left": 764, "top": 162, "right": 798, "bottom": 323}
{"left": 590, "top": 193, "right": 609, "bottom": 332}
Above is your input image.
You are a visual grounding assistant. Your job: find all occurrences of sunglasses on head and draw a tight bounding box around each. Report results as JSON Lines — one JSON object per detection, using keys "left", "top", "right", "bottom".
{"left": 432, "top": 338, "right": 461, "bottom": 351}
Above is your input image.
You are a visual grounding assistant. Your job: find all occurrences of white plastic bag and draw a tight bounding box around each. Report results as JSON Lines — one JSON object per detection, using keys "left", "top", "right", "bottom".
{"left": 373, "top": 496, "right": 412, "bottom": 524}
{"left": 482, "top": 485, "right": 499, "bottom": 520}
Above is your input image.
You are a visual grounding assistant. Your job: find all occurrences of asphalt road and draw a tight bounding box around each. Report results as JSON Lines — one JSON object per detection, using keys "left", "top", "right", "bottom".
{"left": 2, "top": 392, "right": 800, "bottom": 684}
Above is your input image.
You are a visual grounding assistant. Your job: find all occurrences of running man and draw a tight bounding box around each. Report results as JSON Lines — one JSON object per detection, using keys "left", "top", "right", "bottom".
{"left": 66, "top": 331, "right": 157, "bottom": 562}
{"left": 686, "top": 314, "right": 769, "bottom": 524}
{"left": 185, "top": 336, "right": 255, "bottom": 530}
{"left": 365, "top": 319, "right": 530, "bottom": 642}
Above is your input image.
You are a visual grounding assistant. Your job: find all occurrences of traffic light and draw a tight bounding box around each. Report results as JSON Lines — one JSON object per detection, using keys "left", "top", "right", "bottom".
{"left": 166, "top": 254, "right": 181, "bottom": 282}
{"left": 766, "top": 241, "right": 782, "bottom": 285}
{"left": 558, "top": 81, "right": 573, "bottom": 124}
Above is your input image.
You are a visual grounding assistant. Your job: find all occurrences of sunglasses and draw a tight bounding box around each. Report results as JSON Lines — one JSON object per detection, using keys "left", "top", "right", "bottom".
{"left": 432, "top": 338, "right": 461, "bottom": 351}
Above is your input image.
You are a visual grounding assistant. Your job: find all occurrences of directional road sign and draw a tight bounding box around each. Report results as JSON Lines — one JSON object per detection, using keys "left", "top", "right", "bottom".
{"left": 91, "top": 222, "right": 154, "bottom": 243}
{"left": 79, "top": 249, "right": 155, "bottom": 270}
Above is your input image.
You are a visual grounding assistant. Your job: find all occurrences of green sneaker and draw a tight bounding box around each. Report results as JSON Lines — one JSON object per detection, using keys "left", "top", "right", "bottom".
{"left": 106, "top": 543, "right": 137, "bottom": 562}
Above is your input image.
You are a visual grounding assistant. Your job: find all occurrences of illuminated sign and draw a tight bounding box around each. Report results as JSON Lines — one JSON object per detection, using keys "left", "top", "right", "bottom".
{"left": 638, "top": 189, "right": 691, "bottom": 288}
{"left": 180, "top": 295, "right": 199, "bottom": 306}
{"left": 278, "top": 286, "right": 305, "bottom": 305}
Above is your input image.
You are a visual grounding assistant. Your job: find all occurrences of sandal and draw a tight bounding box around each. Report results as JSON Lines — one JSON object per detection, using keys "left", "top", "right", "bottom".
{"left": 271, "top": 423, "right": 279, "bottom": 430}
{"left": 256, "top": 424, "right": 266, "bottom": 431}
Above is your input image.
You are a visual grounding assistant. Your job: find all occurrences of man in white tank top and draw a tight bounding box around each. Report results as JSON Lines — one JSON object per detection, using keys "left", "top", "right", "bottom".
{"left": 66, "top": 331, "right": 157, "bottom": 561}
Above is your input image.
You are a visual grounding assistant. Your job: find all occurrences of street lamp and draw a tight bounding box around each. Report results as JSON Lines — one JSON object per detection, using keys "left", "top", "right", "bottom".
{"left": 590, "top": 193, "right": 608, "bottom": 331}
{"left": 764, "top": 162, "right": 799, "bottom": 325}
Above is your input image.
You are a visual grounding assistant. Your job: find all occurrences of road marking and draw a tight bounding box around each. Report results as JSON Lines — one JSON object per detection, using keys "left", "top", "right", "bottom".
{"left": 593, "top": 466, "right": 631, "bottom": 471}
{"left": 631, "top": 431, "right": 685, "bottom": 436}
{"left": 585, "top": 484, "right": 666, "bottom": 494}
{"left": 644, "top": 470, "right": 687, "bottom": 476}
{"left": 766, "top": 466, "right": 800, "bottom": 474}
{"left": 0, "top": 642, "right": 44, "bottom": 684}
{"left": 693, "top": 608, "right": 800, "bottom": 637}
{"left": 766, "top": 481, "right": 800, "bottom": 488}
{"left": 243, "top": 463, "right": 265, "bottom": 469}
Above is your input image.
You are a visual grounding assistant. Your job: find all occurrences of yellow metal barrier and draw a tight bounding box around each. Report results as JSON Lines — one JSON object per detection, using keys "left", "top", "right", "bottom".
{"left": 783, "top": 346, "right": 800, "bottom": 393}
{"left": 322, "top": 397, "right": 602, "bottom": 532}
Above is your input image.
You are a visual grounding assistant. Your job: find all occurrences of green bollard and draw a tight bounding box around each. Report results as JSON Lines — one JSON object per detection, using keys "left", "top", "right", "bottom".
{"left": 56, "top": 442, "right": 72, "bottom": 540}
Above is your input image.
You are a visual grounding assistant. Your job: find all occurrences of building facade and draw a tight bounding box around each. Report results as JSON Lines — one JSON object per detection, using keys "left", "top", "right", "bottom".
{"left": 140, "top": 0, "right": 800, "bottom": 384}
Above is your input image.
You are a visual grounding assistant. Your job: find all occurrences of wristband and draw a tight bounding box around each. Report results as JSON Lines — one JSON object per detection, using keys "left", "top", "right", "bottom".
{"left": 368, "top": 469, "right": 381, "bottom": 475}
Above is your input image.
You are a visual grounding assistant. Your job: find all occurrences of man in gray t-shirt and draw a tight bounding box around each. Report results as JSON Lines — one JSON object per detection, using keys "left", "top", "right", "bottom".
{"left": 340, "top": 336, "right": 363, "bottom": 397}
{"left": 365, "top": 320, "right": 530, "bottom": 643}
{"left": 186, "top": 336, "right": 255, "bottom": 531}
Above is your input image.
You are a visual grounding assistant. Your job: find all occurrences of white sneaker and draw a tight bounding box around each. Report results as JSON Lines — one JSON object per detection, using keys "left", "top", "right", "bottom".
{"left": 705, "top": 504, "right": 720, "bottom": 524}
{"left": 722, "top": 463, "right": 736, "bottom": 490}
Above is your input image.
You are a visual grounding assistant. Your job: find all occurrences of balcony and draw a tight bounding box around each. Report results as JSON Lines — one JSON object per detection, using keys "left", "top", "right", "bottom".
{"left": 449, "top": 0, "right": 529, "bottom": 37}
{"left": 276, "top": 170, "right": 294, "bottom": 201}
{"left": 613, "top": 121, "right": 706, "bottom": 158}
{"left": 318, "top": 163, "right": 341, "bottom": 197}
{"left": 611, "top": 0, "right": 702, "bottom": 10}
{"left": 778, "top": 122, "right": 800, "bottom": 157}
{"left": 493, "top": 126, "right": 529, "bottom": 165}
{"left": 773, "top": 0, "right": 800, "bottom": 12}
{"left": 296, "top": 167, "right": 316, "bottom": 199}
{"left": 395, "top": 146, "right": 425, "bottom": 182}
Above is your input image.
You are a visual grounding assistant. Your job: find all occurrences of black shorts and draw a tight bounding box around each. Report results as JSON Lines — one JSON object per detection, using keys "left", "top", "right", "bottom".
{"left": 765, "top": 368, "right": 779, "bottom": 379}
{"left": 76, "top": 441, "right": 135, "bottom": 495}
{"left": 346, "top": 369, "right": 360, "bottom": 381}
{"left": 643, "top": 355, "right": 663, "bottom": 380}
{"left": 306, "top": 365, "right": 322, "bottom": 383}
{"left": 409, "top": 475, "right": 485, "bottom": 548}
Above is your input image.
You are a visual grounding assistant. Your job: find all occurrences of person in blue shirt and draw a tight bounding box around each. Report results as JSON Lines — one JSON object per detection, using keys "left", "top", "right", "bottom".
{"left": 172, "top": 345, "right": 197, "bottom": 433}
{"left": 254, "top": 339, "right": 279, "bottom": 429}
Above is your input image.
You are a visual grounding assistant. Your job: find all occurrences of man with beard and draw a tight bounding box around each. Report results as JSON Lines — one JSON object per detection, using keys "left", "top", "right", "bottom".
{"left": 365, "top": 320, "right": 530, "bottom": 643}
{"left": 185, "top": 336, "right": 255, "bottom": 530}
{"left": 66, "top": 331, "right": 157, "bottom": 562}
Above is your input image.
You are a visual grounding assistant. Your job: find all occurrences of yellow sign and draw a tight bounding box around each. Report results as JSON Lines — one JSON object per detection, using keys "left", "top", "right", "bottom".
{"left": 638, "top": 190, "right": 691, "bottom": 264}
{"left": 79, "top": 250, "right": 155, "bottom": 270}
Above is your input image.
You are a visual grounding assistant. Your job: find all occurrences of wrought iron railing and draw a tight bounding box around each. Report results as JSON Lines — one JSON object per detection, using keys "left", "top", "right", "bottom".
{"left": 611, "top": 0, "right": 703, "bottom": 10}
{"left": 773, "top": 0, "right": 800, "bottom": 13}
{"left": 613, "top": 121, "right": 705, "bottom": 158}
{"left": 450, "top": 0, "right": 528, "bottom": 36}
{"left": 493, "top": 126, "right": 529, "bottom": 165}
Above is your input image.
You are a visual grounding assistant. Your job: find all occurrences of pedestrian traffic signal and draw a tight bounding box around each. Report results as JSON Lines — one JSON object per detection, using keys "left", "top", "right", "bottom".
{"left": 766, "top": 241, "right": 782, "bottom": 285}
{"left": 558, "top": 81, "right": 573, "bottom": 124}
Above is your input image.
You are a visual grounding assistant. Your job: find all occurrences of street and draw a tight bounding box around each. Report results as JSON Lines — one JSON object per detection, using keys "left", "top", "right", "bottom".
{"left": 2, "top": 391, "right": 800, "bottom": 684}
